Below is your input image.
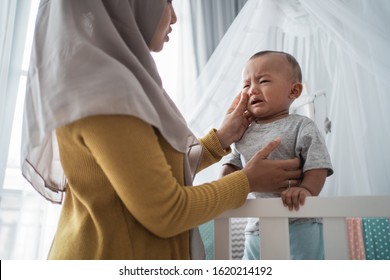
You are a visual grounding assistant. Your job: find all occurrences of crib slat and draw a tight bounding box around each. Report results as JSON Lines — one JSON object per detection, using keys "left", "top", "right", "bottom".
{"left": 214, "top": 196, "right": 390, "bottom": 260}
{"left": 323, "top": 217, "right": 349, "bottom": 259}
{"left": 214, "top": 218, "right": 231, "bottom": 259}
{"left": 260, "top": 217, "right": 290, "bottom": 259}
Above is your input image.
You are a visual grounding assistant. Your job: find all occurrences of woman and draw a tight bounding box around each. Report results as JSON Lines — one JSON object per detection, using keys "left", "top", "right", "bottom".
{"left": 21, "top": 0, "right": 301, "bottom": 259}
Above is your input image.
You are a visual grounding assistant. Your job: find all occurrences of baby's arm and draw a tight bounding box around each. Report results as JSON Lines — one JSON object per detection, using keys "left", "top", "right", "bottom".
{"left": 281, "top": 168, "right": 328, "bottom": 211}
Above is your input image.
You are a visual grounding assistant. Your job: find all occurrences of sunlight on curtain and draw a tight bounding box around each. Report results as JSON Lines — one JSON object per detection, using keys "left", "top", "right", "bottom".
{"left": 0, "top": 0, "right": 29, "bottom": 188}
{"left": 153, "top": 0, "right": 198, "bottom": 120}
{"left": 189, "top": 0, "right": 390, "bottom": 197}
{"left": 0, "top": 0, "right": 61, "bottom": 260}
{"left": 151, "top": 4, "right": 182, "bottom": 106}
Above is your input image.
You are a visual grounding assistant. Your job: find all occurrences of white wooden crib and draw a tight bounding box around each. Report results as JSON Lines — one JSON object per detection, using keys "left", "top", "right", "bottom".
{"left": 214, "top": 196, "right": 390, "bottom": 259}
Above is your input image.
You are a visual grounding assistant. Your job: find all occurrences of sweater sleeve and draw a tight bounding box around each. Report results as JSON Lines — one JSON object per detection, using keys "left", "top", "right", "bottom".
{"left": 71, "top": 115, "right": 249, "bottom": 238}
{"left": 197, "top": 129, "right": 231, "bottom": 172}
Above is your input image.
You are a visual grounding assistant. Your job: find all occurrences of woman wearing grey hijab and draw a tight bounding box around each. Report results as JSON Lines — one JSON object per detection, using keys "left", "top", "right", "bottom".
{"left": 21, "top": 0, "right": 301, "bottom": 259}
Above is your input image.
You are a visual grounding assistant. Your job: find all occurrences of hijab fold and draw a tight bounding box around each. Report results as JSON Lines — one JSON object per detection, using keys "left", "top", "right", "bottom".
{"left": 21, "top": 0, "right": 200, "bottom": 202}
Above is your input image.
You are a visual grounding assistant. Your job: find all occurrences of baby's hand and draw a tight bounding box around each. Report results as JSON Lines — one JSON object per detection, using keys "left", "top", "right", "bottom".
{"left": 281, "top": 187, "right": 312, "bottom": 211}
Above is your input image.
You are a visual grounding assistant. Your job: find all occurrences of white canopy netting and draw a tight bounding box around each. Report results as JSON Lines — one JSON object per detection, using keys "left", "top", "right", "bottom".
{"left": 188, "top": 0, "right": 390, "bottom": 196}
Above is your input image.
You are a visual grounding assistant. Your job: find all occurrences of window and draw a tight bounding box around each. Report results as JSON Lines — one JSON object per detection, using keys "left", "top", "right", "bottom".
{"left": 3, "top": 0, "right": 38, "bottom": 191}
{"left": 0, "top": 0, "right": 61, "bottom": 260}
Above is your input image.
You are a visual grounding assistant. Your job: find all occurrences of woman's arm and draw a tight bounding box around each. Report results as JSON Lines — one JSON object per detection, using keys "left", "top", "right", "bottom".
{"left": 195, "top": 92, "right": 251, "bottom": 172}
{"left": 75, "top": 115, "right": 250, "bottom": 238}
{"left": 196, "top": 129, "right": 231, "bottom": 172}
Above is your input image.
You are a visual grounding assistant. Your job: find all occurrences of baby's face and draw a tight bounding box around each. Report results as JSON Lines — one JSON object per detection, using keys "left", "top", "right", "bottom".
{"left": 242, "top": 54, "right": 296, "bottom": 123}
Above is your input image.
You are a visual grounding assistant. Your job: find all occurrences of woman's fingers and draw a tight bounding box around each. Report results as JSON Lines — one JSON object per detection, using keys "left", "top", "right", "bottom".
{"left": 254, "top": 137, "right": 281, "bottom": 159}
{"left": 281, "top": 157, "right": 301, "bottom": 171}
{"left": 226, "top": 92, "right": 248, "bottom": 114}
{"left": 243, "top": 139, "right": 303, "bottom": 193}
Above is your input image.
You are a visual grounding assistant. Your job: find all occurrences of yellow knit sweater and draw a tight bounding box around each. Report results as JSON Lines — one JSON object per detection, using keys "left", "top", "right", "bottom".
{"left": 49, "top": 115, "right": 249, "bottom": 259}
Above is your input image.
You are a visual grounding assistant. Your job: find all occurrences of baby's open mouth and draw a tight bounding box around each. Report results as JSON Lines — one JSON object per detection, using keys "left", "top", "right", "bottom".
{"left": 250, "top": 99, "right": 263, "bottom": 105}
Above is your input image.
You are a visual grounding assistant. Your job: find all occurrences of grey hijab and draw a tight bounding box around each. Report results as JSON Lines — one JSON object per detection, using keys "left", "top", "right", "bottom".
{"left": 21, "top": 0, "right": 200, "bottom": 203}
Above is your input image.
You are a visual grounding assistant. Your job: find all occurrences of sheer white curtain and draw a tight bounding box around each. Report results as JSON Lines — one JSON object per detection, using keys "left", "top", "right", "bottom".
{"left": 0, "top": 0, "right": 30, "bottom": 187}
{"left": 153, "top": 0, "right": 197, "bottom": 119}
{"left": 0, "top": 0, "right": 61, "bottom": 260}
{"left": 189, "top": 0, "right": 390, "bottom": 196}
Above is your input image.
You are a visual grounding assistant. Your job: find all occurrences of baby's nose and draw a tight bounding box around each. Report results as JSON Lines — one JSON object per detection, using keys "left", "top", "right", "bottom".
{"left": 248, "top": 89, "right": 259, "bottom": 97}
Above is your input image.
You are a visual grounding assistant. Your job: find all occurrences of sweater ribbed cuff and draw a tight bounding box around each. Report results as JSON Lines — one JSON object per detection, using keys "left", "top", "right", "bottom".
{"left": 201, "top": 129, "right": 231, "bottom": 157}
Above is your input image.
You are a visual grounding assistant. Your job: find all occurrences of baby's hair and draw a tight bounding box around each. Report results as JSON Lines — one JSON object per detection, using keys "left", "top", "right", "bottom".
{"left": 250, "top": 50, "right": 302, "bottom": 82}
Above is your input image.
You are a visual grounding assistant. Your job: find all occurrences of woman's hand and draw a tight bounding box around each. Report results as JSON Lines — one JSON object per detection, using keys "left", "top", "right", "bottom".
{"left": 242, "top": 138, "right": 302, "bottom": 193}
{"left": 216, "top": 92, "right": 253, "bottom": 149}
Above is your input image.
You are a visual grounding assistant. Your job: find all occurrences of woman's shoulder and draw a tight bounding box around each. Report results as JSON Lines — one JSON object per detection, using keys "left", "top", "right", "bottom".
{"left": 64, "top": 114, "right": 152, "bottom": 129}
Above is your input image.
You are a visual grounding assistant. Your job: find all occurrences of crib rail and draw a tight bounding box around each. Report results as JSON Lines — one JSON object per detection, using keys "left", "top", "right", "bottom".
{"left": 214, "top": 196, "right": 390, "bottom": 260}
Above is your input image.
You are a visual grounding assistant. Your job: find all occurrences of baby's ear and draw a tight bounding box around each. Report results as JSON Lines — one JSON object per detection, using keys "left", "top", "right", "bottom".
{"left": 290, "top": 83, "right": 303, "bottom": 99}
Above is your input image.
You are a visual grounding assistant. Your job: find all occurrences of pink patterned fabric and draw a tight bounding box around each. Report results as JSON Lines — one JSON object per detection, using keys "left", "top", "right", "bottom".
{"left": 346, "top": 218, "right": 366, "bottom": 259}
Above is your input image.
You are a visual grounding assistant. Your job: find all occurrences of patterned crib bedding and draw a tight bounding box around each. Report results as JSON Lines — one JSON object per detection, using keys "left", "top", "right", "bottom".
{"left": 347, "top": 217, "right": 390, "bottom": 260}
{"left": 202, "top": 217, "right": 390, "bottom": 260}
